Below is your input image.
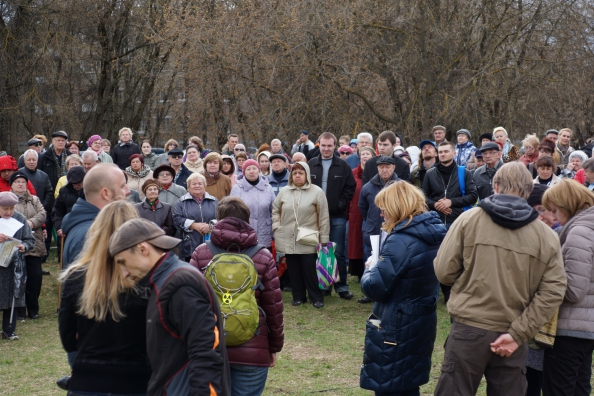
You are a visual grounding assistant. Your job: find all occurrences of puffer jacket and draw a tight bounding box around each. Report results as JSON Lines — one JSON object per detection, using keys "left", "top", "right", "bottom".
{"left": 557, "top": 205, "right": 594, "bottom": 339}
{"left": 272, "top": 162, "right": 330, "bottom": 255}
{"left": 454, "top": 141, "right": 476, "bottom": 167}
{"left": 189, "top": 218, "right": 284, "bottom": 366}
{"left": 135, "top": 200, "right": 175, "bottom": 237}
{"left": 172, "top": 192, "right": 218, "bottom": 258}
{"left": 230, "top": 175, "right": 276, "bottom": 247}
{"left": 125, "top": 165, "right": 153, "bottom": 200}
{"left": 15, "top": 190, "right": 47, "bottom": 257}
{"left": 360, "top": 211, "right": 447, "bottom": 393}
{"left": 52, "top": 183, "right": 85, "bottom": 231}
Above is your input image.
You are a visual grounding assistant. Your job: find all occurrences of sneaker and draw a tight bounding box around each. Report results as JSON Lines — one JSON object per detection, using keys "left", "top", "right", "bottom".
{"left": 2, "top": 331, "right": 19, "bottom": 340}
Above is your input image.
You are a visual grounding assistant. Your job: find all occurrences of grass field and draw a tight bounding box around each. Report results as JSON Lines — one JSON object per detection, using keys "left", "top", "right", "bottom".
{"left": 0, "top": 254, "right": 480, "bottom": 395}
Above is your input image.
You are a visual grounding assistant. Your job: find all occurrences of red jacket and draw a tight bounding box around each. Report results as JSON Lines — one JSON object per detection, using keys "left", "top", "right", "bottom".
{"left": 190, "top": 217, "right": 284, "bottom": 366}
{"left": 348, "top": 166, "right": 364, "bottom": 259}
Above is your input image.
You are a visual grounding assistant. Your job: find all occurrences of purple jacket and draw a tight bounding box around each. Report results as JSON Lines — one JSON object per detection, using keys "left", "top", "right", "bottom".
{"left": 230, "top": 175, "right": 276, "bottom": 248}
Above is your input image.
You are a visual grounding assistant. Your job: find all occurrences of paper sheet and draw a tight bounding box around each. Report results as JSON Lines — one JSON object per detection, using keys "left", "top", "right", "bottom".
{"left": 0, "top": 238, "right": 21, "bottom": 268}
{"left": 368, "top": 235, "right": 380, "bottom": 269}
{"left": 0, "top": 217, "right": 24, "bottom": 237}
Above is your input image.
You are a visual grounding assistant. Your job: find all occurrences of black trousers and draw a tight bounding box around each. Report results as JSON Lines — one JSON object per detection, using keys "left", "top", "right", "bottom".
{"left": 25, "top": 256, "right": 43, "bottom": 316}
{"left": 526, "top": 367, "right": 543, "bottom": 396}
{"left": 543, "top": 335, "right": 594, "bottom": 396}
{"left": 285, "top": 253, "right": 323, "bottom": 304}
{"left": 2, "top": 309, "right": 17, "bottom": 333}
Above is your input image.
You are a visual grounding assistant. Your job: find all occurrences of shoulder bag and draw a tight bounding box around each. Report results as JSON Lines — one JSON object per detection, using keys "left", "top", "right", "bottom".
{"left": 292, "top": 190, "right": 319, "bottom": 246}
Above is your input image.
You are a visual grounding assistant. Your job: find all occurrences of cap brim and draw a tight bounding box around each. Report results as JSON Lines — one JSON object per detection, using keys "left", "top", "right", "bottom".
{"left": 147, "top": 235, "right": 181, "bottom": 251}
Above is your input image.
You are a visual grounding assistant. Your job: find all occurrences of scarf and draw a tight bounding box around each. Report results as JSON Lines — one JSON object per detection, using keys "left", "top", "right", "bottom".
{"left": 125, "top": 165, "right": 151, "bottom": 178}
{"left": 53, "top": 147, "right": 67, "bottom": 177}
{"left": 162, "top": 182, "right": 172, "bottom": 190}
{"left": 148, "top": 199, "right": 159, "bottom": 211}
{"left": 185, "top": 160, "right": 202, "bottom": 168}
{"left": 502, "top": 140, "right": 515, "bottom": 162}
{"left": 437, "top": 161, "right": 456, "bottom": 186}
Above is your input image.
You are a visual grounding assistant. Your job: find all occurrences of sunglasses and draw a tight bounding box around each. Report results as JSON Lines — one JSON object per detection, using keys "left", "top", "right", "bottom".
{"left": 339, "top": 152, "right": 349, "bottom": 155}
{"left": 234, "top": 148, "right": 245, "bottom": 152}
{"left": 170, "top": 154, "right": 183, "bottom": 159}
{"left": 169, "top": 144, "right": 178, "bottom": 147}
{"left": 31, "top": 143, "right": 43, "bottom": 147}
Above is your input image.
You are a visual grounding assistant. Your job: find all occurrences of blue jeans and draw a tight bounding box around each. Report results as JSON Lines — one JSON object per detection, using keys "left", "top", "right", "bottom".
{"left": 328, "top": 217, "right": 348, "bottom": 293}
{"left": 230, "top": 364, "right": 269, "bottom": 396}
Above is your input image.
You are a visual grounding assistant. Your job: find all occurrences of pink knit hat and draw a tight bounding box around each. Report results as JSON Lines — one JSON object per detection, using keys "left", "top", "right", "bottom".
{"left": 87, "top": 135, "right": 102, "bottom": 146}
{"left": 242, "top": 159, "right": 260, "bottom": 174}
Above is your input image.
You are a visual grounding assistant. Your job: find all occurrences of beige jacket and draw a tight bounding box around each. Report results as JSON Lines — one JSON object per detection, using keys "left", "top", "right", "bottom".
{"left": 434, "top": 205, "right": 567, "bottom": 345}
{"left": 272, "top": 162, "right": 330, "bottom": 254}
{"left": 557, "top": 206, "right": 594, "bottom": 339}
{"left": 184, "top": 159, "right": 204, "bottom": 174}
{"left": 15, "top": 191, "right": 47, "bottom": 257}
{"left": 125, "top": 166, "right": 153, "bottom": 200}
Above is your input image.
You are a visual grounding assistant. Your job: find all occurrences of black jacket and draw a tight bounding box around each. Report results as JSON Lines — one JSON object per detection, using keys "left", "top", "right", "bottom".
{"left": 52, "top": 184, "right": 85, "bottom": 230}
{"left": 59, "top": 272, "right": 152, "bottom": 394}
{"left": 307, "top": 155, "right": 356, "bottom": 218}
{"left": 37, "top": 148, "right": 71, "bottom": 189}
{"left": 112, "top": 142, "right": 141, "bottom": 170}
{"left": 173, "top": 163, "right": 193, "bottom": 190}
{"left": 143, "top": 252, "right": 230, "bottom": 396}
{"left": 135, "top": 200, "right": 175, "bottom": 236}
{"left": 19, "top": 167, "right": 54, "bottom": 214}
{"left": 362, "top": 154, "right": 411, "bottom": 184}
{"left": 421, "top": 163, "right": 478, "bottom": 226}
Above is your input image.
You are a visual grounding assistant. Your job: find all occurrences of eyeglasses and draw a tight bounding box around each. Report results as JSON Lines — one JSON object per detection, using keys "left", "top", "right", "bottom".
{"left": 234, "top": 148, "right": 245, "bottom": 152}
{"left": 159, "top": 172, "right": 172, "bottom": 177}
{"left": 170, "top": 154, "right": 183, "bottom": 159}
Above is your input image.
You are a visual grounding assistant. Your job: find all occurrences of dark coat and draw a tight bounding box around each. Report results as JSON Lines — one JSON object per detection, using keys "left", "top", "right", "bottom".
{"left": 359, "top": 173, "right": 399, "bottom": 253}
{"left": 174, "top": 163, "right": 193, "bottom": 190}
{"left": 59, "top": 272, "right": 152, "bottom": 393}
{"left": 19, "top": 167, "right": 54, "bottom": 213}
{"left": 421, "top": 163, "right": 478, "bottom": 226}
{"left": 308, "top": 155, "right": 356, "bottom": 218}
{"left": 473, "top": 160, "right": 504, "bottom": 200}
{"left": 142, "top": 252, "right": 230, "bottom": 396}
{"left": 37, "top": 147, "right": 71, "bottom": 188}
{"left": 52, "top": 183, "right": 85, "bottom": 230}
{"left": 135, "top": 200, "right": 175, "bottom": 236}
{"left": 360, "top": 211, "right": 447, "bottom": 393}
{"left": 362, "top": 154, "right": 411, "bottom": 184}
{"left": 190, "top": 218, "right": 284, "bottom": 367}
{"left": 348, "top": 166, "right": 364, "bottom": 260}
{"left": 172, "top": 192, "right": 218, "bottom": 258}
{"left": 62, "top": 199, "right": 99, "bottom": 268}
{"left": 111, "top": 142, "right": 141, "bottom": 170}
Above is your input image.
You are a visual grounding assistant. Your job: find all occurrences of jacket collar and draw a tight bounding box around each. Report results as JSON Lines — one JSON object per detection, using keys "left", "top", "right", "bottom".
{"left": 179, "top": 191, "right": 216, "bottom": 202}
{"left": 477, "top": 159, "right": 503, "bottom": 175}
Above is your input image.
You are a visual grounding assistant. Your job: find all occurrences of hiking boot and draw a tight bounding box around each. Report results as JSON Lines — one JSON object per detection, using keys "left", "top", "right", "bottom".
{"left": 358, "top": 296, "right": 373, "bottom": 304}
{"left": 2, "top": 331, "right": 19, "bottom": 340}
{"left": 338, "top": 291, "right": 354, "bottom": 300}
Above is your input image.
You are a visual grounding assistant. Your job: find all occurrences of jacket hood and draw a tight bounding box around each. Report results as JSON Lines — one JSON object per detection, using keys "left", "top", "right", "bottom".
{"left": 62, "top": 198, "right": 99, "bottom": 235}
{"left": 478, "top": 194, "right": 538, "bottom": 230}
{"left": 210, "top": 217, "right": 258, "bottom": 250}
{"left": 393, "top": 211, "right": 447, "bottom": 246}
{"left": 288, "top": 161, "right": 311, "bottom": 189}
{"left": 221, "top": 154, "right": 236, "bottom": 174}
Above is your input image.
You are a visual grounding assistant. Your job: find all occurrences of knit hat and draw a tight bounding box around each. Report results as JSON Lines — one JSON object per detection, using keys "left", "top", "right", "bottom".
{"left": 568, "top": 150, "right": 588, "bottom": 163}
{"left": 142, "top": 179, "right": 161, "bottom": 195}
{"left": 0, "top": 192, "right": 19, "bottom": 206}
{"left": 67, "top": 166, "right": 86, "bottom": 184}
{"left": 87, "top": 135, "right": 102, "bottom": 146}
{"left": 479, "top": 133, "right": 493, "bottom": 142}
{"left": 8, "top": 171, "right": 28, "bottom": 186}
{"left": 338, "top": 145, "right": 353, "bottom": 155}
{"left": 527, "top": 184, "right": 548, "bottom": 207}
{"left": 456, "top": 129, "right": 472, "bottom": 139}
{"left": 242, "top": 159, "right": 260, "bottom": 174}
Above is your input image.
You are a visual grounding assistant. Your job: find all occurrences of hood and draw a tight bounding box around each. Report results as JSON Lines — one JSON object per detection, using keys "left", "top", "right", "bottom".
{"left": 559, "top": 205, "right": 594, "bottom": 245}
{"left": 221, "top": 154, "right": 236, "bottom": 175}
{"left": 62, "top": 198, "right": 99, "bottom": 235}
{"left": 288, "top": 161, "right": 311, "bottom": 189}
{"left": 210, "top": 217, "right": 258, "bottom": 250}
{"left": 393, "top": 211, "right": 447, "bottom": 246}
{"left": 478, "top": 194, "right": 538, "bottom": 230}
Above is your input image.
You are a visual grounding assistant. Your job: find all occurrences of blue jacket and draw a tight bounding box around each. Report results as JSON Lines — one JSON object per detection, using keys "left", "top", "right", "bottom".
{"left": 360, "top": 211, "right": 447, "bottom": 393}
{"left": 62, "top": 198, "right": 99, "bottom": 268}
{"left": 454, "top": 141, "right": 476, "bottom": 166}
{"left": 267, "top": 170, "right": 289, "bottom": 196}
{"left": 345, "top": 153, "right": 360, "bottom": 169}
{"left": 358, "top": 173, "right": 399, "bottom": 252}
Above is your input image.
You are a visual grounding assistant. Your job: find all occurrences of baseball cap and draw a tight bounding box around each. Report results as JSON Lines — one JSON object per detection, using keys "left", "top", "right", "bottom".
{"left": 419, "top": 140, "right": 436, "bottom": 149}
{"left": 109, "top": 218, "right": 181, "bottom": 256}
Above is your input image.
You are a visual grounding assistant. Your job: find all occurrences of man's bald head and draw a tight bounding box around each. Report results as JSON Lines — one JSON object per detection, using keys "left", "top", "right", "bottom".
{"left": 84, "top": 163, "right": 130, "bottom": 209}
{"left": 292, "top": 152, "right": 306, "bottom": 163}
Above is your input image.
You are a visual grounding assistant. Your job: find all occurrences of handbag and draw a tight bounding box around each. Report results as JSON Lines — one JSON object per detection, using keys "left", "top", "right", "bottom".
{"left": 292, "top": 190, "right": 319, "bottom": 246}
{"left": 56, "top": 321, "right": 101, "bottom": 390}
{"left": 534, "top": 309, "right": 559, "bottom": 349}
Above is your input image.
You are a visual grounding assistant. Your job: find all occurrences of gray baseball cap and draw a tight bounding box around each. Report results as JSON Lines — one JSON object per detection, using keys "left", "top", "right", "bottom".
{"left": 109, "top": 218, "right": 180, "bottom": 256}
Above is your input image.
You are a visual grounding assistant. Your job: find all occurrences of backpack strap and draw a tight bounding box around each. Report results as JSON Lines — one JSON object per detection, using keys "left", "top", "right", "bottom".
{"left": 457, "top": 165, "right": 466, "bottom": 196}
{"left": 205, "top": 240, "right": 225, "bottom": 256}
{"left": 241, "top": 244, "right": 266, "bottom": 259}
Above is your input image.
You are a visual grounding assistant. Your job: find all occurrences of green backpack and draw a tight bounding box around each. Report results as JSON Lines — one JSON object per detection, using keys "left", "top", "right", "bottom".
{"left": 204, "top": 241, "right": 265, "bottom": 346}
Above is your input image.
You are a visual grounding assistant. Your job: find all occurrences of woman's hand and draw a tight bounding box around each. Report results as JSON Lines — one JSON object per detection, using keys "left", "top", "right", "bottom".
{"left": 270, "top": 353, "right": 277, "bottom": 367}
{"left": 190, "top": 222, "right": 209, "bottom": 235}
{"left": 27, "top": 220, "right": 34, "bottom": 229}
{"left": 16, "top": 244, "right": 25, "bottom": 253}
{"left": 0, "top": 234, "right": 9, "bottom": 243}
{"left": 57, "top": 229, "right": 63, "bottom": 238}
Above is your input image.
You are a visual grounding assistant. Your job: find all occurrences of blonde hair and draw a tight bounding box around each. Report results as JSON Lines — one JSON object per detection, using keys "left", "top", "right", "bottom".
{"left": 522, "top": 134, "right": 540, "bottom": 149}
{"left": 60, "top": 200, "right": 139, "bottom": 321}
{"left": 33, "top": 134, "right": 47, "bottom": 145}
{"left": 493, "top": 126, "right": 508, "bottom": 138}
{"left": 118, "top": 127, "right": 133, "bottom": 138}
{"left": 493, "top": 162, "right": 534, "bottom": 199}
{"left": 66, "top": 154, "right": 83, "bottom": 167}
{"left": 374, "top": 180, "right": 427, "bottom": 233}
{"left": 542, "top": 179, "right": 594, "bottom": 218}
{"left": 559, "top": 128, "right": 573, "bottom": 137}
{"left": 186, "top": 172, "right": 207, "bottom": 190}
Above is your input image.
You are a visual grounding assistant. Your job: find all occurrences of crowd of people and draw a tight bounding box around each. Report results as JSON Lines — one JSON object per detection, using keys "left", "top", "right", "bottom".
{"left": 0, "top": 124, "right": 592, "bottom": 395}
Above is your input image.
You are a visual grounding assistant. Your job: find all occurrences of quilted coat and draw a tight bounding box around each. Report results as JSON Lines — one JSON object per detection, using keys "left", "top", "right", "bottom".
{"left": 189, "top": 217, "right": 284, "bottom": 366}
{"left": 172, "top": 192, "right": 218, "bottom": 258}
{"left": 15, "top": 190, "right": 47, "bottom": 257}
{"left": 230, "top": 175, "right": 276, "bottom": 247}
{"left": 360, "top": 211, "right": 447, "bottom": 393}
{"left": 557, "top": 205, "right": 594, "bottom": 339}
